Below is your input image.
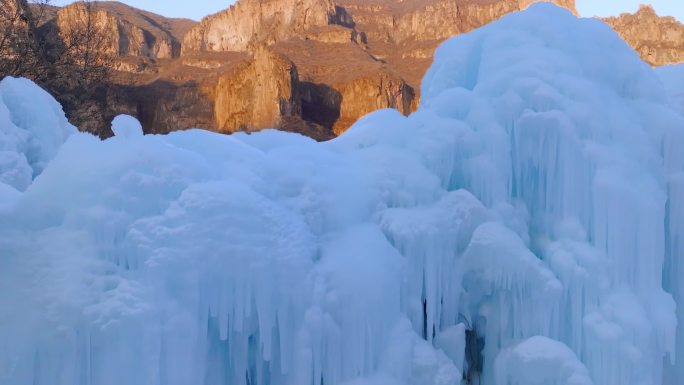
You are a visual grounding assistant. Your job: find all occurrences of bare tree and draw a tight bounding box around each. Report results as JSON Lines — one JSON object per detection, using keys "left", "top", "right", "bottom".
{"left": 46, "top": 1, "right": 116, "bottom": 132}
{"left": 0, "top": 0, "right": 46, "bottom": 80}
{"left": 0, "top": 0, "right": 113, "bottom": 85}
{"left": 50, "top": 1, "right": 114, "bottom": 87}
{"left": 1, "top": 0, "right": 115, "bottom": 132}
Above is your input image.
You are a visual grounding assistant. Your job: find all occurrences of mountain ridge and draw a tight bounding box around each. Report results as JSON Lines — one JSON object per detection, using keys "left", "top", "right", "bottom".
{"left": 604, "top": 4, "right": 684, "bottom": 66}
{"left": 26, "top": 0, "right": 684, "bottom": 138}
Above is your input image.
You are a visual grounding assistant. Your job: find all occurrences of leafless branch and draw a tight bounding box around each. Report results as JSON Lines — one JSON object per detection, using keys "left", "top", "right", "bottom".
{"left": 1, "top": 0, "right": 115, "bottom": 130}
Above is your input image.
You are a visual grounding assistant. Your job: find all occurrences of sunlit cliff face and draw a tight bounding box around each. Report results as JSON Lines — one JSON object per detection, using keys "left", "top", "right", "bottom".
{"left": 26, "top": 0, "right": 684, "bottom": 141}
{"left": 604, "top": 4, "right": 684, "bottom": 66}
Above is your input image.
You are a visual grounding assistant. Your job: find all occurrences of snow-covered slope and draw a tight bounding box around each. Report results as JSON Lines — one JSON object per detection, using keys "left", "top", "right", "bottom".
{"left": 2, "top": 4, "right": 684, "bottom": 385}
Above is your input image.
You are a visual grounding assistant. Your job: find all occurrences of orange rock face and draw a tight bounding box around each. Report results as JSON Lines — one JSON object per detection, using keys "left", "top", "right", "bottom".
{"left": 52, "top": 1, "right": 194, "bottom": 74}
{"left": 213, "top": 47, "right": 301, "bottom": 133}
{"left": 32, "top": 0, "right": 684, "bottom": 139}
{"left": 175, "top": 0, "right": 578, "bottom": 137}
{"left": 603, "top": 5, "right": 684, "bottom": 67}
{"left": 182, "top": 0, "right": 347, "bottom": 54}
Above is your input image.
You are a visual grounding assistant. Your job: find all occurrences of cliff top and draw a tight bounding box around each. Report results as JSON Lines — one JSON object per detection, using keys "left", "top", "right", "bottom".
{"left": 605, "top": 3, "right": 682, "bottom": 24}
{"left": 86, "top": 1, "right": 196, "bottom": 41}
{"left": 37, "top": 1, "right": 196, "bottom": 42}
{"left": 602, "top": 4, "right": 684, "bottom": 66}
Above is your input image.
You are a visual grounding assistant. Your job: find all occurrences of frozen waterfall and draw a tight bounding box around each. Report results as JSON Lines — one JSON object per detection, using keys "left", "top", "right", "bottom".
{"left": 1, "top": 4, "right": 684, "bottom": 385}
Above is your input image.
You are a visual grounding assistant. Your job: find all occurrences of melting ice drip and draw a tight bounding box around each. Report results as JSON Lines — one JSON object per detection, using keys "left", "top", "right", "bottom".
{"left": 1, "top": 4, "right": 684, "bottom": 385}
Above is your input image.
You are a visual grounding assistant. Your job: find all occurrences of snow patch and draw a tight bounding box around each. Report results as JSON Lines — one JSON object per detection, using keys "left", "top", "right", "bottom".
{"left": 111, "top": 114, "right": 144, "bottom": 138}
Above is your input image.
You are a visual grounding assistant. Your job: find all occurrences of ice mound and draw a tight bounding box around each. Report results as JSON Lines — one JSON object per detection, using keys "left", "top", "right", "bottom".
{"left": 495, "top": 336, "right": 593, "bottom": 385}
{"left": 111, "top": 114, "right": 144, "bottom": 138}
{"left": 2, "top": 4, "right": 684, "bottom": 385}
{"left": 0, "top": 77, "right": 76, "bottom": 194}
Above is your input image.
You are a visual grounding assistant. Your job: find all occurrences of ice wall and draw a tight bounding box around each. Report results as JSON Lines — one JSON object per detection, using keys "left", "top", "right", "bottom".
{"left": 655, "top": 62, "right": 684, "bottom": 384}
{"left": 0, "top": 77, "right": 76, "bottom": 201}
{"left": 657, "top": 64, "right": 684, "bottom": 114}
{"left": 1, "top": 4, "right": 684, "bottom": 385}
{"left": 416, "top": 5, "right": 684, "bottom": 384}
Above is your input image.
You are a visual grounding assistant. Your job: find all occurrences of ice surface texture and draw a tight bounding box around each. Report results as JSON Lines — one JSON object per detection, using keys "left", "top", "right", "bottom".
{"left": 2, "top": 4, "right": 684, "bottom": 385}
{"left": 111, "top": 115, "right": 144, "bottom": 139}
{"left": 657, "top": 64, "right": 684, "bottom": 115}
{"left": 0, "top": 77, "right": 75, "bottom": 199}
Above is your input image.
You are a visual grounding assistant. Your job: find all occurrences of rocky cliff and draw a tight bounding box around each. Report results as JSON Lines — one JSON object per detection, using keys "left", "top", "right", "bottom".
{"left": 182, "top": 0, "right": 351, "bottom": 54}
{"left": 213, "top": 47, "right": 301, "bottom": 132}
{"left": 184, "top": 0, "right": 575, "bottom": 55}
{"left": 346, "top": 0, "right": 575, "bottom": 46}
{"left": 175, "top": 0, "right": 576, "bottom": 137}
{"left": 27, "top": 0, "right": 684, "bottom": 140}
{"left": 604, "top": 5, "right": 684, "bottom": 67}
{"left": 52, "top": 1, "right": 194, "bottom": 73}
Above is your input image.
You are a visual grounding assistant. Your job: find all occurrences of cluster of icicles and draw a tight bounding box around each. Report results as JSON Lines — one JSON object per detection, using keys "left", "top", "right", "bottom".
{"left": 1, "top": 4, "right": 684, "bottom": 385}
